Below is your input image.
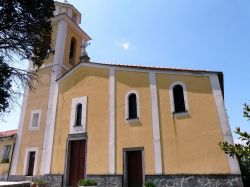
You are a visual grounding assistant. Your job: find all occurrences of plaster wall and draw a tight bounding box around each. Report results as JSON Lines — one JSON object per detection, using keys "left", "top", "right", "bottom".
{"left": 115, "top": 70, "right": 155, "bottom": 175}
{"left": 40, "top": 22, "right": 58, "bottom": 66}
{"left": 15, "top": 68, "right": 52, "bottom": 175}
{"left": 51, "top": 67, "right": 110, "bottom": 175}
{"left": 0, "top": 138, "right": 15, "bottom": 178}
{"left": 63, "top": 25, "right": 83, "bottom": 69}
{"left": 156, "top": 73, "right": 230, "bottom": 174}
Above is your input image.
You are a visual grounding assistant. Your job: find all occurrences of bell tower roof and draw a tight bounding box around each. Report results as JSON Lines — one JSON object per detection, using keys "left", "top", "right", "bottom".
{"left": 54, "top": 1, "right": 82, "bottom": 24}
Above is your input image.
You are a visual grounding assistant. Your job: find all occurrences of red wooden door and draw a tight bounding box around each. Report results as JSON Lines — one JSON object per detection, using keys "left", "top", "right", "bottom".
{"left": 127, "top": 151, "right": 143, "bottom": 187}
{"left": 69, "top": 140, "right": 86, "bottom": 186}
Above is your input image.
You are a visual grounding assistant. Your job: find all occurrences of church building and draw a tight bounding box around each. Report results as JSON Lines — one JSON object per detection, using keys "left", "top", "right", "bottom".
{"left": 9, "top": 1, "right": 243, "bottom": 187}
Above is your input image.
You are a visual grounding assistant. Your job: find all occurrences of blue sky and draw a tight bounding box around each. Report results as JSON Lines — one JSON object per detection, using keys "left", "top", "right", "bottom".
{"left": 1, "top": 0, "right": 250, "bottom": 141}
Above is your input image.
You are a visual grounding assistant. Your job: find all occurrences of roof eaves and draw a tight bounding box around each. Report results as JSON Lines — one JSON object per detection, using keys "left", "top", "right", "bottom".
{"left": 56, "top": 61, "right": 222, "bottom": 83}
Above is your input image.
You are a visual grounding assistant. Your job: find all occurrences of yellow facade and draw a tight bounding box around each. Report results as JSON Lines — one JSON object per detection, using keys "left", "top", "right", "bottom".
{"left": 115, "top": 71, "right": 155, "bottom": 175}
{"left": 51, "top": 67, "right": 110, "bottom": 174}
{"left": 42, "top": 21, "right": 57, "bottom": 66}
{"left": 0, "top": 134, "right": 16, "bottom": 180}
{"left": 15, "top": 68, "right": 52, "bottom": 175}
{"left": 49, "top": 65, "right": 231, "bottom": 176}
{"left": 13, "top": 1, "right": 90, "bottom": 176}
{"left": 63, "top": 26, "right": 83, "bottom": 68}
{"left": 11, "top": 2, "right": 239, "bottom": 186}
{"left": 156, "top": 74, "right": 229, "bottom": 174}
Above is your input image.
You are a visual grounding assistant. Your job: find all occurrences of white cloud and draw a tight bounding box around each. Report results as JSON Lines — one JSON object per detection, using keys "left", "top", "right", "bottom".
{"left": 117, "top": 41, "right": 137, "bottom": 51}
{"left": 118, "top": 42, "right": 130, "bottom": 50}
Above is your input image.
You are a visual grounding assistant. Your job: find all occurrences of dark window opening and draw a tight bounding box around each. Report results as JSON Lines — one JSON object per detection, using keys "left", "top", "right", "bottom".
{"left": 69, "top": 38, "right": 77, "bottom": 64}
{"left": 128, "top": 93, "right": 138, "bottom": 119}
{"left": 75, "top": 104, "right": 82, "bottom": 126}
{"left": 173, "top": 85, "right": 186, "bottom": 113}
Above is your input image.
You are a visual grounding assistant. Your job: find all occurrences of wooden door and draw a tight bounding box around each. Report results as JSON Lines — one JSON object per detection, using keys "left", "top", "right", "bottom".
{"left": 69, "top": 140, "right": 86, "bottom": 187}
{"left": 27, "top": 151, "right": 35, "bottom": 176}
{"left": 126, "top": 150, "right": 143, "bottom": 187}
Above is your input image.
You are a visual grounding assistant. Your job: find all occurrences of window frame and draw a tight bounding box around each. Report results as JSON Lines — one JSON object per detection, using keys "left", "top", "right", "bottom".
{"left": 70, "top": 96, "right": 87, "bottom": 134}
{"left": 1, "top": 144, "right": 11, "bottom": 163}
{"left": 125, "top": 90, "right": 140, "bottom": 123}
{"left": 169, "top": 81, "right": 189, "bottom": 115}
{"left": 29, "top": 110, "right": 41, "bottom": 131}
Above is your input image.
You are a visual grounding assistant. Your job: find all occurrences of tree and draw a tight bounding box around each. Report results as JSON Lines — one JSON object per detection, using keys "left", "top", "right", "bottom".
{"left": 219, "top": 103, "right": 250, "bottom": 186}
{"left": 0, "top": 0, "right": 55, "bottom": 116}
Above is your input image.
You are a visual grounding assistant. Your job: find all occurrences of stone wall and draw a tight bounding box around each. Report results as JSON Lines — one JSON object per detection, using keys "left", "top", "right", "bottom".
{"left": 9, "top": 174, "right": 243, "bottom": 187}
{"left": 9, "top": 175, "right": 63, "bottom": 187}
{"left": 0, "top": 174, "right": 7, "bottom": 181}
{"left": 145, "top": 175, "right": 243, "bottom": 187}
{"left": 87, "top": 175, "right": 123, "bottom": 187}
{"left": 0, "top": 182, "right": 30, "bottom": 187}
{"left": 44, "top": 175, "right": 63, "bottom": 187}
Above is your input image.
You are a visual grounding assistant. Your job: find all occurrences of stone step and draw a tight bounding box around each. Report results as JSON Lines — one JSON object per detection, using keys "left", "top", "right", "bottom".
{"left": 0, "top": 181, "right": 31, "bottom": 187}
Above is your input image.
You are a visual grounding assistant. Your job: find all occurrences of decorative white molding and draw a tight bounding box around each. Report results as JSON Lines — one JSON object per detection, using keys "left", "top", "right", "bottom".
{"left": 108, "top": 68, "right": 116, "bottom": 174}
{"left": 54, "top": 6, "right": 60, "bottom": 16}
{"left": 125, "top": 90, "right": 140, "bottom": 122}
{"left": 77, "top": 16, "right": 81, "bottom": 25}
{"left": 70, "top": 97, "right": 88, "bottom": 134}
{"left": 10, "top": 87, "right": 29, "bottom": 175}
{"left": 29, "top": 110, "right": 42, "bottom": 131}
{"left": 169, "top": 81, "right": 189, "bottom": 114}
{"left": 57, "top": 62, "right": 215, "bottom": 83}
{"left": 23, "top": 147, "right": 39, "bottom": 176}
{"left": 54, "top": 2, "right": 81, "bottom": 19}
{"left": 67, "top": 8, "right": 73, "bottom": 18}
{"left": 29, "top": 63, "right": 69, "bottom": 72}
{"left": 149, "top": 72, "right": 163, "bottom": 174}
{"left": 60, "top": 8, "right": 66, "bottom": 14}
{"left": 52, "top": 14, "right": 91, "bottom": 41}
{"left": 40, "top": 20, "right": 68, "bottom": 175}
{"left": 52, "top": 20, "right": 68, "bottom": 66}
{"left": 209, "top": 74, "right": 241, "bottom": 174}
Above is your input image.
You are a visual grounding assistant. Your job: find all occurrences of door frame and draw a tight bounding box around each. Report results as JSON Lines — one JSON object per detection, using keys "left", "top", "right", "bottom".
{"left": 123, "top": 147, "right": 145, "bottom": 187}
{"left": 64, "top": 132, "right": 88, "bottom": 186}
{"left": 23, "top": 147, "right": 38, "bottom": 176}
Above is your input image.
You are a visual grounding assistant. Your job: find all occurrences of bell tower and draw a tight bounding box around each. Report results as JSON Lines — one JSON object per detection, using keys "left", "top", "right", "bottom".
{"left": 10, "top": 0, "right": 91, "bottom": 177}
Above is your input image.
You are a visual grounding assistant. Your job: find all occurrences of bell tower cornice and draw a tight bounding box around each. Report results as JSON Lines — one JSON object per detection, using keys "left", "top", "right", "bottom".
{"left": 51, "top": 14, "right": 91, "bottom": 42}
{"left": 54, "top": 1, "right": 82, "bottom": 25}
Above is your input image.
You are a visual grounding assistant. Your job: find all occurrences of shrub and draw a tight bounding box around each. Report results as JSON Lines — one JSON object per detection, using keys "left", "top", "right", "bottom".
{"left": 145, "top": 181, "right": 156, "bottom": 187}
{"left": 78, "top": 179, "right": 97, "bottom": 186}
{"left": 33, "top": 178, "right": 46, "bottom": 185}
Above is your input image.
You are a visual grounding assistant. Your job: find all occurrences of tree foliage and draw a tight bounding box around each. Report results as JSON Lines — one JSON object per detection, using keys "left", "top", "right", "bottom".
{"left": 219, "top": 103, "right": 250, "bottom": 186}
{"left": 219, "top": 127, "right": 250, "bottom": 160}
{"left": 0, "top": 58, "right": 11, "bottom": 113}
{"left": 0, "top": 0, "right": 55, "bottom": 115}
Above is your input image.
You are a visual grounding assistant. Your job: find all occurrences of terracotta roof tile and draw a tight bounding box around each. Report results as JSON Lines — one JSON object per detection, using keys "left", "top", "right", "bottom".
{"left": 91, "top": 62, "right": 212, "bottom": 73}
{"left": 0, "top": 129, "right": 17, "bottom": 138}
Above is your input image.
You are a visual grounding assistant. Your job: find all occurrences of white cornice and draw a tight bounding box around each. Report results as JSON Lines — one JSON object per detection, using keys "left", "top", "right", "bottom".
{"left": 57, "top": 62, "right": 219, "bottom": 83}
{"left": 54, "top": 1, "right": 81, "bottom": 17}
{"left": 52, "top": 14, "right": 91, "bottom": 41}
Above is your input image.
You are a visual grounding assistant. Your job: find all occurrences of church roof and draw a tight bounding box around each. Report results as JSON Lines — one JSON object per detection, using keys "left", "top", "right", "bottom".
{"left": 91, "top": 62, "right": 214, "bottom": 73}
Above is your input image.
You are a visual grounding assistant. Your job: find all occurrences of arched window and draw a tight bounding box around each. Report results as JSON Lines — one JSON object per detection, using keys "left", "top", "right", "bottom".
{"left": 69, "top": 37, "right": 77, "bottom": 64}
{"left": 75, "top": 103, "right": 82, "bottom": 126}
{"left": 128, "top": 93, "right": 138, "bottom": 119}
{"left": 173, "top": 85, "right": 186, "bottom": 113}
